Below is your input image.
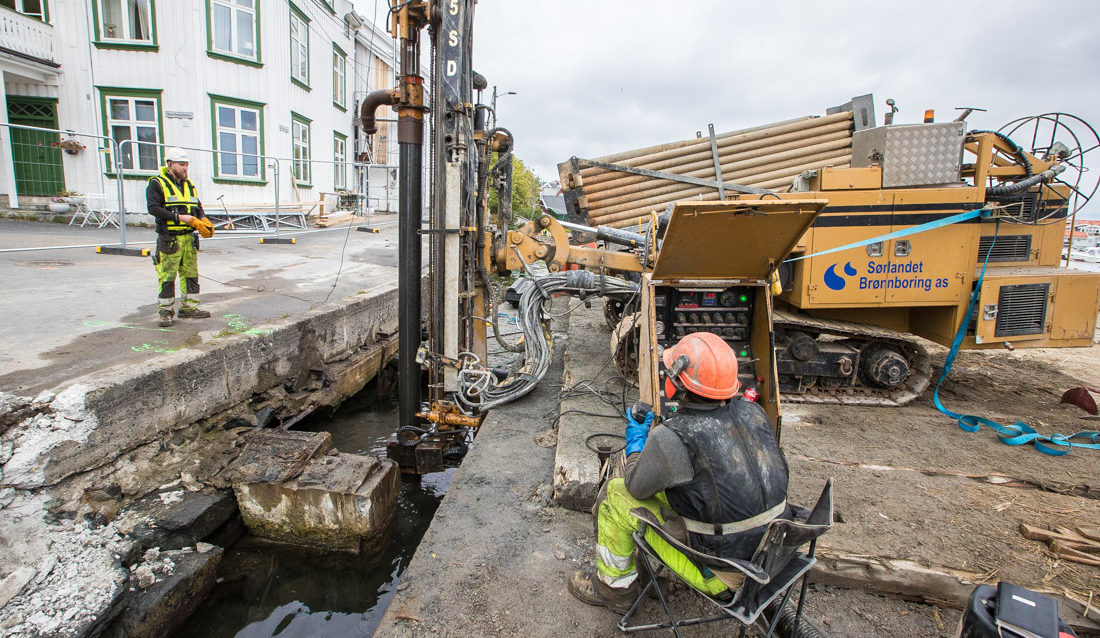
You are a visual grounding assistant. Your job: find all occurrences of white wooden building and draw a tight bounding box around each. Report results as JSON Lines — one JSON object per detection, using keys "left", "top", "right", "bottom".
{"left": 0, "top": 0, "right": 404, "bottom": 216}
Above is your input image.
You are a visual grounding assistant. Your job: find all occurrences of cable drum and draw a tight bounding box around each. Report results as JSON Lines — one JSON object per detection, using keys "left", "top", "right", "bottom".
{"left": 457, "top": 270, "right": 639, "bottom": 414}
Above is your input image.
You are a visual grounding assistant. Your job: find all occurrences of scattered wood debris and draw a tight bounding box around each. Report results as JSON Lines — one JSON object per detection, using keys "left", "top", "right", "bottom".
{"left": 1020, "top": 523, "right": 1100, "bottom": 566}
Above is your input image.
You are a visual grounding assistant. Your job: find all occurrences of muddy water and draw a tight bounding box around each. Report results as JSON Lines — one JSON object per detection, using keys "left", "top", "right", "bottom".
{"left": 174, "top": 386, "right": 455, "bottom": 638}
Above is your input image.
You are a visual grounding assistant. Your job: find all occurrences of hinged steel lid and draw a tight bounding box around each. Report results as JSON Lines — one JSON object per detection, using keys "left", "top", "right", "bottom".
{"left": 651, "top": 199, "right": 826, "bottom": 281}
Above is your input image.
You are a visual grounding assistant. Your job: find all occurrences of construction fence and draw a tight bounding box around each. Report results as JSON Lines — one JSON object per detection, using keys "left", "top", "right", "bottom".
{"left": 0, "top": 122, "right": 400, "bottom": 232}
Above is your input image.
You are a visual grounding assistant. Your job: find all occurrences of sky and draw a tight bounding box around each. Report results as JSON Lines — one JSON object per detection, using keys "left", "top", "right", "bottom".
{"left": 353, "top": 0, "right": 1100, "bottom": 217}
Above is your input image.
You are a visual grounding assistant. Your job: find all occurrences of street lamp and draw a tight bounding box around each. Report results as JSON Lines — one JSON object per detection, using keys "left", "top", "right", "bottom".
{"left": 490, "top": 85, "right": 517, "bottom": 129}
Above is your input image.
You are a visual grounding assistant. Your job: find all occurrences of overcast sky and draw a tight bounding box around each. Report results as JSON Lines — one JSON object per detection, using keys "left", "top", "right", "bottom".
{"left": 355, "top": 0, "right": 1100, "bottom": 217}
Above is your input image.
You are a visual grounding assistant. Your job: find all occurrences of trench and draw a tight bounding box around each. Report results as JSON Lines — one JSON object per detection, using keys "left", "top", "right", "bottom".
{"left": 174, "top": 383, "right": 456, "bottom": 638}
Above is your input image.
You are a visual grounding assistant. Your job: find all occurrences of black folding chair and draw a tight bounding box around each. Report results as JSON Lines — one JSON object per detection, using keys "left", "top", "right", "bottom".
{"left": 619, "top": 479, "right": 833, "bottom": 638}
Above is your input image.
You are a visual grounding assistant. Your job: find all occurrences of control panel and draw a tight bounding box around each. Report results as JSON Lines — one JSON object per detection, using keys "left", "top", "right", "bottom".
{"left": 653, "top": 285, "right": 758, "bottom": 415}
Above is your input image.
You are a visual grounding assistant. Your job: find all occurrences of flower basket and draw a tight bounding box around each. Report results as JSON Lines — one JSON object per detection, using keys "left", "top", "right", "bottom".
{"left": 52, "top": 139, "right": 86, "bottom": 155}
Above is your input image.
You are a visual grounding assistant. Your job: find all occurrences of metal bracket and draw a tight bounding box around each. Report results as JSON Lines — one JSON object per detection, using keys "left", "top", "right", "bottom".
{"left": 572, "top": 157, "right": 771, "bottom": 195}
{"left": 415, "top": 347, "right": 465, "bottom": 371}
{"left": 708, "top": 123, "right": 725, "bottom": 199}
{"left": 418, "top": 227, "right": 475, "bottom": 236}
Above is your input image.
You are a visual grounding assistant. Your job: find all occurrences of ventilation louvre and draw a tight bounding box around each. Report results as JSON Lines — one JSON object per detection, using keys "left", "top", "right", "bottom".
{"left": 977, "top": 235, "right": 1032, "bottom": 262}
{"left": 994, "top": 283, "right": 1049, "bottom": 337}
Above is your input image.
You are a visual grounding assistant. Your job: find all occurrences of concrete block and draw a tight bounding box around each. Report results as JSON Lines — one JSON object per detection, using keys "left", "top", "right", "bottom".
{"left": 122, "top": 488, "right": 237, "bottom": 552}
{"left": 234, "top": 453, "right": 399, "bottom": 553}
{"left": 218, "top": 429, "right": 332, "bottom": 485}
{"left": 104, "top": 547, "right": 223, "bottom": 638}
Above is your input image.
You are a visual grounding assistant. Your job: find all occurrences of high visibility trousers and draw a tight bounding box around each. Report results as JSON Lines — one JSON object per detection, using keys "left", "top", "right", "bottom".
{"left": 595, "top": 478, "right": 728, "bottom": 596}
{"left": 155, "top": 233, "right": 200, "bottom": 313}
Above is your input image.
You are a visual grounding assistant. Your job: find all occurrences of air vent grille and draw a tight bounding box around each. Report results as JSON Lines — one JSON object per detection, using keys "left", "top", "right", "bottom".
{"left": 987, "top": 192, "right": 1039, "bottom": 222}
{"left": 994, "top": 283, "right": 1049, "bottom": 337}
{"left": 977, "top": 235, "right": 1032, "bottom": 262}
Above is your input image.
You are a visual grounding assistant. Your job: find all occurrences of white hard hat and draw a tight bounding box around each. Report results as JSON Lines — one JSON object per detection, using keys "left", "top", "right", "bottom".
{"left": 164, "top": 147, "right": 189, "bottom": 163}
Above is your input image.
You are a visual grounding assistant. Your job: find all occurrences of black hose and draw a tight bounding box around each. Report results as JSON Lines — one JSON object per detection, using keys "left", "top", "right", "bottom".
{"left": 986, "top": 164, "right": 1065, "bottom": 197}
{"left": 768, "top": 600, "right": 831, "bottom": 638}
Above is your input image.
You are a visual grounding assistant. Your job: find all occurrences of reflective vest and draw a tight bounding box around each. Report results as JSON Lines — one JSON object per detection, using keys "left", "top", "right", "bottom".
{"left": 664, "top": 400, "right": 790, "bottom": 560}
{"left": 151, "top": 167, "right": 200, "bottom": 234}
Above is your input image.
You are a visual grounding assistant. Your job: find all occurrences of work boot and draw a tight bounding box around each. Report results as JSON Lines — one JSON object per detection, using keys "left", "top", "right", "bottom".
{"left": 568, "top": 570, "right": 639, "bottom": 613}
{"left": 177, "top": 308, "right": 211, "bottom": 319}
{"left": 158, "top": 311, "right": 173, "bottom": 328}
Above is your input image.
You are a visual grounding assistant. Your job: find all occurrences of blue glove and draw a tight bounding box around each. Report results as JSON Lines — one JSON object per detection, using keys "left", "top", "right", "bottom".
{"left": 624, "top": 411, "right": 655, "bottom": 456}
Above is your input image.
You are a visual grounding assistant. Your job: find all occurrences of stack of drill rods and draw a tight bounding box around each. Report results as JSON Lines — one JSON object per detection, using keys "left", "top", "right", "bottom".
{"left": 584, "top": 151, "right": 851, "bottom": 229}
{"left": 589, "top": 136, "right": 853, "bottom": 208}
{"left": 566, "top": 111, "right": 855, "bottom": 229}
{"left": 583, "top": 125, "right": 854, "bottom": 202}
{"left": 580, "top": 111, "right": 853, "bottom": 189}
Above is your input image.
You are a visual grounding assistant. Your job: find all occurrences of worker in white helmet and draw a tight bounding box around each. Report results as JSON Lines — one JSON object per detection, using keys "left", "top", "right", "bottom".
{"left": 147, "top": 147, "right": 214, "bottom": 327}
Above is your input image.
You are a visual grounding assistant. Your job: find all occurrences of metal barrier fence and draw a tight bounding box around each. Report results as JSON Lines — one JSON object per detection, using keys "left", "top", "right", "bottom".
{"left": 1, "top": 122, "right": 394, "bottom": 248}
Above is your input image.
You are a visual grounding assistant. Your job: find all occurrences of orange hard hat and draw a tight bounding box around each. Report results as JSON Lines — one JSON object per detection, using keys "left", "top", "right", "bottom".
{"left": 662, "top": 332, "right": 740, "bottom": 400}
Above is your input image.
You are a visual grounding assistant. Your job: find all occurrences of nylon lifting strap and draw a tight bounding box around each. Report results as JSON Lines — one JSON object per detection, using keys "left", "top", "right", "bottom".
{"left": 784, "top": 206, "right": 987, "bottom": 263}
{"left": 931, "top": 219, "right": 1100, "bottom": 456}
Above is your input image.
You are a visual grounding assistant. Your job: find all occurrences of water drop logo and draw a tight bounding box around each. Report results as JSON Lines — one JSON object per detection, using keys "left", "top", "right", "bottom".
{"left": 824, "top": 261, "right": 857, "bottom": 291}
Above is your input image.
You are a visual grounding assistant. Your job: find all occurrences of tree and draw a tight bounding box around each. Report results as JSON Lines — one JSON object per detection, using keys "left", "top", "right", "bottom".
{"left": 488, "top": 153, "right": 542, "bottom": 226}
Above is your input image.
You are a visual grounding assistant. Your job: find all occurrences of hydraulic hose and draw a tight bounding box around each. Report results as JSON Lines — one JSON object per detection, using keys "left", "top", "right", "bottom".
{"left": 768, "top": 600, "right": 831, "bottom": 638}
{"left": 986, "top": 163, "right": 1065, "bottom": 197}
{"left": 970, "top": 129, "right": 1032, "bottom": 179}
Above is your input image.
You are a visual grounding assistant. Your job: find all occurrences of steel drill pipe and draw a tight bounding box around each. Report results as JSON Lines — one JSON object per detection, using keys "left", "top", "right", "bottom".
{"left": 586, "top": 136, "right": 853, "bottom": 205}
{"left": 572, "top": 112, "right": 853, "bottom": 186}
{"left": 588, "top": 152, "right": 852, "bottom": 227}
{"left": 579, "top": 123, "right": 854, "bottom": 196}
{"left": 586, "top": 148, "right": 853, "bottom": 218}
{"left": 593, "top": 115, "right": 811, "bottom": 165}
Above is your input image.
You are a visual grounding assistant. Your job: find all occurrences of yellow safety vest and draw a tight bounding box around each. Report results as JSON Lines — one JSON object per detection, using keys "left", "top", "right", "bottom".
{"left": 150, "top": 167, "right": 200, "bottom": 233}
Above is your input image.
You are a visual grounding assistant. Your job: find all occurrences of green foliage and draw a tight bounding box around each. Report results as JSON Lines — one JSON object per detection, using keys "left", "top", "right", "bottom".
{"left": 488, "top": 153, "right": 542, "bottom": 225}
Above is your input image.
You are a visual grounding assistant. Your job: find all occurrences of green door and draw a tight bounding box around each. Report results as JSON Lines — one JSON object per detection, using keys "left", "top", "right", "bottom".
{"left": 7, "top": 97, "right": 65, "bottom": 197}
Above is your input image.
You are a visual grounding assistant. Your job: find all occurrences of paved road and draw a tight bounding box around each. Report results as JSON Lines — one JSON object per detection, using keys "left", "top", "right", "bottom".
{"left": 0, "top": 217, "right": 400, "bottom": 395}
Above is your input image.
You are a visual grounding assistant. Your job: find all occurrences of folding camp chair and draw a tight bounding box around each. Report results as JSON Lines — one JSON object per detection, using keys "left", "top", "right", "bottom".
{"left": 619, "top": 479, "right": 833, "bottom": 638}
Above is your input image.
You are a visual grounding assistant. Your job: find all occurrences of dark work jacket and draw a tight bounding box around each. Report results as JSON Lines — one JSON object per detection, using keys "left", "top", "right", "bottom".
{"left": 664, "top": 400, "right": 790, "bottom": 560}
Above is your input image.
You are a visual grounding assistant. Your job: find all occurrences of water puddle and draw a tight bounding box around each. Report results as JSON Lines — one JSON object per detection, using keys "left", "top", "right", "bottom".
{"left": 175, "top": 384, "right": 454, "bottom": 638}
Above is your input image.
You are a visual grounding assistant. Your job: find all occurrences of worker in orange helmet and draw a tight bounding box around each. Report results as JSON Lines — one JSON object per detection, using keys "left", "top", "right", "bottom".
{"left": 569, "top": 332, "right": 791, "bottom": 611}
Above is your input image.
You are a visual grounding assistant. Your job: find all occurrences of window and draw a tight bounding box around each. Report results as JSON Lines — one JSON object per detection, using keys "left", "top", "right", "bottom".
{"left": 289, "top": 4, "right": 309, "bottom": 88}
{"left": 93, "top": 0, "right": 155, "bottom": 47}
{"left": 332, "top": 45, "right": 346, "bottom": 109}
{"left": 210, "top": 95, "right": 264, "bottom": 183}
{"left": 333, "top": 132, "right": 346, "bottom": 190}
{"left": 208, "top": 0, "right": 258, "bottom": 64}
{"left": 99, "top": 88, "right": 163, "bottom": 174}
{"left": 1, "top": 0, "right": 46, "bottom": 20}
{"left": 291, "top": 113, "right": 311, "bottom": 185}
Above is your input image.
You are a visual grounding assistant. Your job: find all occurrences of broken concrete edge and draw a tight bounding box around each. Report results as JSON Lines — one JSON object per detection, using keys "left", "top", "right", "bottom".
{"left": 106, "top": 546, "right": 224, "bottom": 638}
{"left": 1, "top": 283, "right": 400, "bottom": 490}
{"left": 812, "top": 549, "right": 1100, "bottom": 634}
{"left": 233, "top": 455, "right": 400, "bottom": 553}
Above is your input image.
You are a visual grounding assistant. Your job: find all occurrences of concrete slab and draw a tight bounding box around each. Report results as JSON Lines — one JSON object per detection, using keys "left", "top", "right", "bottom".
{"left": 104, "top": 546, "right": 224, "bottom": 638}
{"left": 234, "top": 453, "right": 399, "bottom": 553}
{"left": 553, "top": 304, "right": 635, "bottom": 512}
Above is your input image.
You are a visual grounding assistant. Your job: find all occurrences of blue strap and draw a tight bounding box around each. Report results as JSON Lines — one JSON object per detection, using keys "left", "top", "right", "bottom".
{"left": 785, "top": 207, "right": 987, "bottom": 263}
{"left": 931, "top": 219, "right": 1100, "bottom": 455}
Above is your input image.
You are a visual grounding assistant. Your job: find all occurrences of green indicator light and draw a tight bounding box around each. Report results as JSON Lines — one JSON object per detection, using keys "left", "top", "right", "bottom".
{"left": 739, "top": 295, "right": 748, "bottom": 302}
{"left": 740, "top": 350, "right": 748, "bottom": 357}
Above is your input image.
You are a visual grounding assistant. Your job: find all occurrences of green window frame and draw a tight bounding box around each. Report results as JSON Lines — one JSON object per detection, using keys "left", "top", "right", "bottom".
{"left": 209, "top": 94, "right": 267, "bottom": 185}
{"left": 291, "top": 112, "right": 311, "bottom": 187}
{"left": 289, "top": 2, "right": 310, "bottom": 90}
{"left": 0, "top": 0, "right": 49, "bottom": 22}
{"left": 90, "top": 0, "right": 158, "bottom": 51}
{"left": 206, "top": 0, "right": 262, "bottom": 68}
{"left": 332, "top": 43, "right": 346, "bottom": 111}
{"left": 97, "top": 87, "right": 164, "bottom": 179}
{"left": 333, "top": 131, "right": 347, "bottom": 190}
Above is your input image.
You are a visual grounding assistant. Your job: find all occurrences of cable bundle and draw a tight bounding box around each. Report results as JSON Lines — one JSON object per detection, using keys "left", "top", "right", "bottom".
{"left": 457, "top": 269, "right": 638, "bottom": 413}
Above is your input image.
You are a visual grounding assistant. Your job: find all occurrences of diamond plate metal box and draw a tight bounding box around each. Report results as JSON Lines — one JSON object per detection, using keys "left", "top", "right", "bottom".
{"left": 851, "top": 122, "right": 965, "bottom": 187}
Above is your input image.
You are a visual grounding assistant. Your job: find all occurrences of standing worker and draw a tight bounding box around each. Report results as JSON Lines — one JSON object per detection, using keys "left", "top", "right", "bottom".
{"left": 147, "top": 147, "right": 214, "bottom": 327}
{"left": 569, "top": 332, "right": 790, "bottom": 611}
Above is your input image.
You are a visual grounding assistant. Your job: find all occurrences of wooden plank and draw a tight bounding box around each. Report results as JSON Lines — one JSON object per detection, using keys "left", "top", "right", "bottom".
{"left": 1050, "top": 541, "right": 1100, "bottom": 565}
{"left": 1020, "top": 523, "right": 1100, "bottom": 548}
{"left": 1078, "top": 526, "right": 1100, "bottom": 542}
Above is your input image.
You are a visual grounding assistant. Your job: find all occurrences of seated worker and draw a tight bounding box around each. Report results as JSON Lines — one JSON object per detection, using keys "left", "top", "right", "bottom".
{"left": 569, "top": 332, "right": 790, "bottom": 611}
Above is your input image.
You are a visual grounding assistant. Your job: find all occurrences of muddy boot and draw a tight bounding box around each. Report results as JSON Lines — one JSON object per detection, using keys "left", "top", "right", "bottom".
{"left": 177, "top": 308, "right": 211, "bottom": 319}
{"left": 568, "top": 570, "right": 639, "bottom": 613}
{"left": 158, "top": 311, "right": 174, "bottom": 328}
